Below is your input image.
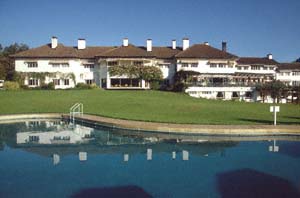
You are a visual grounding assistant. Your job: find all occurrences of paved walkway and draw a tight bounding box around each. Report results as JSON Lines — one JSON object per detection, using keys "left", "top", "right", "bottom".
{"left": 64, "top": 114, "right": 300, "bottom": 136}
{"left": 0, "top": 113, "right": 299, "bottom": 135}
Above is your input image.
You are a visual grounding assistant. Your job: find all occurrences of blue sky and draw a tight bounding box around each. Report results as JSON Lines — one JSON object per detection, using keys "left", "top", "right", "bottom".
{"left": 0, "top": 0, "right": 299, "bottom": 62}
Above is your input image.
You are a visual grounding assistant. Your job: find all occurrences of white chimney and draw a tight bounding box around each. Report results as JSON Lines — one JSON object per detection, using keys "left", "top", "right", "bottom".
{"left": 51, "top": 36, "right": 58, "bottom": 49}
{"left": 267, "top": 54, "right": 273, "bottom": 60}
{"left": 204, "top": 42, "right": 209, "bottom": 46}
{"left": 172, "top": 40, "right": 176, "bottom": 50}
{"left": 147, "top": 39, "right": 152, "bottom": 52}
{"left": 78, "top": 39, "right": 86, "bottom": 50}
{"left": 123, "top": 38, "right": 129, "bottom": 46}
{"left": 183, "top": 38, "right": 190, "bottom": 50}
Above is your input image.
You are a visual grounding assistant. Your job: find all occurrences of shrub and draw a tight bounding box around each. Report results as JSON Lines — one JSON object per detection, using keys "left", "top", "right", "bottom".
{"left": 150, "top": 81, "right": 160, "bottom": 90}
{"left": 41, "top": 82, "right": 55, "bottom": 90}
{"left": 3, "top": 81, "right": 20, "bottom": 90}
{"left": 173, "top": 82, "right": 187, "bottom": 92}
{"left": 75, "top": 83, "right": 99, "bottom": 89}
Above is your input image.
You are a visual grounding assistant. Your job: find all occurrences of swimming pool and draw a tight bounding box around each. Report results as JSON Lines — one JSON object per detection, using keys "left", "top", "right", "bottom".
{"left": 0, "top": 120, "right": 300, "bottom": 198}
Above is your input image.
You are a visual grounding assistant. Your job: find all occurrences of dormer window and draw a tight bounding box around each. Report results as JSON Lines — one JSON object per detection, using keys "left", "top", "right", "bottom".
{"left": 26, "top": 62, "right": 38, "bottom": 68}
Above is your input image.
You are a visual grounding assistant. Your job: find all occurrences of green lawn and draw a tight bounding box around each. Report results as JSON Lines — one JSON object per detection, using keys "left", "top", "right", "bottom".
{"left": 0, "top": 89, "right": 299, "bottom": 125}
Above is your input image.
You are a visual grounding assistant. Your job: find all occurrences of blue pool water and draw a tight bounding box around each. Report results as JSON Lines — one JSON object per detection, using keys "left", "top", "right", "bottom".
{"left": 0, "top": 120, "right": 300, "bottom": 198}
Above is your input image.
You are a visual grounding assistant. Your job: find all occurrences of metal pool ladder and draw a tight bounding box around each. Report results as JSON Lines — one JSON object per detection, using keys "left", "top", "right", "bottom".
{"left": 69, "top": 103, "right": 83, "bottom": 125}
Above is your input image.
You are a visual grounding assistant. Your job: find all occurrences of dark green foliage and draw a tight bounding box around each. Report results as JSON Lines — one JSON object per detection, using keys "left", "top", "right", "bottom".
{"left": 0, "top": 43, "right": 29, "bottom": 80}
{"left": 41, "top": 82, "right": 54, "bottom": 90}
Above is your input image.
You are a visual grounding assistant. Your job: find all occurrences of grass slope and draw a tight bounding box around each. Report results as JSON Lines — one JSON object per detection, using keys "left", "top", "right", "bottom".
{"left": 0, "top": 90, "right": 299, "bottom": 125}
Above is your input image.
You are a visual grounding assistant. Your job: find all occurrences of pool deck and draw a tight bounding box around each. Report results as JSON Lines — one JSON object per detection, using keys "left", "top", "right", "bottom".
{"left": 0, "top": 113, "right": 299, "bottom": 136}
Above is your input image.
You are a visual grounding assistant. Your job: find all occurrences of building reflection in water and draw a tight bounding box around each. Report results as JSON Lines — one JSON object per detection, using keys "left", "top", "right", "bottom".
{"left": 53, "top": 154, "right": 60, "bottom": 165}
{"left": 79, "top": 152, "right": 87, "bottom": 161}
{"left": 124, "top": 154, "right": 129, "bottom": 162}
{"left": 147, "top": 149, "right": 152, "bottom": 161}
{"left": 172, "top": 151, "right": 176, "bottom": 160}
{"left": 11, "top": 120, "right": 249, "bottom": 166}
{"left": 182, "top": 150, "right": 189, "bottom": 161}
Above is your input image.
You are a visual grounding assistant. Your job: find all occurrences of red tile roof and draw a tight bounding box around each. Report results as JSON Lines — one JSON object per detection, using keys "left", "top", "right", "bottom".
{"left": 278, "top": 63, "right": 300, "bottom": 71}
{"left": 237, "top": 57, "right": 278, "bottom": 65}
{"left": 11, "top": 44, "right": 114, "bottom": 59}
{"left": 175, "top": 44, "right": 237, "bottom": 59}
{"left": 96, "top": 44, "right": 154, "bottom": 58}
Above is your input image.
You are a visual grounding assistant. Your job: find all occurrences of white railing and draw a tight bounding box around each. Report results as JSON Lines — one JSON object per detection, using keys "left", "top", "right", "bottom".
{"left": 69, "top": 103, "right": 83, "bottom": 125}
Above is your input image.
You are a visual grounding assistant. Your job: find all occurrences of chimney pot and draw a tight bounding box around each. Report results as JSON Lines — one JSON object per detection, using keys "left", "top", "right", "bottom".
{"left": 267, "top": 54, "right": 273, "bottom": 60}
{"left": 123, "top": 38, "right": 129, "bottom": 46}
{"left": 172, "top": 40, "right": 176, "bottom": 50}
{"left": 78, "top": 38, "right": 86, "bottom": 50}
{"left": 147, "top": 39, "right": 152, "bottom": 52}
{"left": 183, "top": 38, "right": 190, "bottom": 50}
{"left": 222, "top": 41, "right": 227, "bottom": 52}
{"left": 51, "top": 36, "right": 58, "bottom": 49}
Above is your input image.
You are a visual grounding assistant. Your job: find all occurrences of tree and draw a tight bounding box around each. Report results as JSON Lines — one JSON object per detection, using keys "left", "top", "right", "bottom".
{"left": 295, "top": 58, "right": 300, "bottom": 63}
{"left": 108, "top": 64, "right": 163, "bottom": 87}
{"left": 0, "top": 43, "right": 29, "bottom": 80}
{"left": 268, "top": 80, "right": 286, "bottom": 103}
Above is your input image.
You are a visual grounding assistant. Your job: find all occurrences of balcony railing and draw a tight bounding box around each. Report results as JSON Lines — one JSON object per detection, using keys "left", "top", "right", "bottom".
{"left": 186, "top": 82, "right": 258, "bottom": 87}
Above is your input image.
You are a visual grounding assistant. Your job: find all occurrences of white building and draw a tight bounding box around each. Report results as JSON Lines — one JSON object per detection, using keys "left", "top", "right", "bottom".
{"left": 12, "top": 37, "right": 180, "bottom": 89}
{"left": 276, "top": 62, "right": 300, "bottom": 86}
{"left": 12, "top": 36, "right": 299, "bottom": 102}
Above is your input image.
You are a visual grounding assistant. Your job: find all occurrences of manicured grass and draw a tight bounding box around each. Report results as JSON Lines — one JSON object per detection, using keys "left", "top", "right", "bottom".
{"left": 0, "top": 89, "right": 299, "bottom": 125}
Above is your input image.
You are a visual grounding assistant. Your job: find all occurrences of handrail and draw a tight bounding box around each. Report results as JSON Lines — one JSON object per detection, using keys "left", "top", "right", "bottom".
{"left": 69, "top": 103, "right": 83, "bottom": 125}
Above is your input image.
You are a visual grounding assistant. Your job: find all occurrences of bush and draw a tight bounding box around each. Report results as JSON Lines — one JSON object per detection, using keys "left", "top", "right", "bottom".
{"left": 41, "top": 82, "right": 54, "bottom": 90}
{"left": 3, "top": 81, "right": 20, "bottom": 90}
{"left": 150, "top": 81, "right": 160, "bottom": 90}
{"left": 173, "top": 82, "right": 187, "bottom": 92}
{"left": 75, "top": 83, "right": 98, "bottom": 89}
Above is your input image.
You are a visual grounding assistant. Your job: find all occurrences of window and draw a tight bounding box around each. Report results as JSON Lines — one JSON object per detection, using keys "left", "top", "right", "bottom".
{"left": 210, "top": 63, "right": 217, "bottom": 68}
{"left": 29, "top": 136, "right": 39, "bottom": 142}
{"left": 244, "top": 66, "right": 249, "bottom": 70}
{"left": 85, "top": 79, "right": 94, "bottom": 85}
{"left": 218, "top": 63, "right": 226, "bottom": 68}
{"left": 188, "top": 91, "right": 197, "bottom": 95}
{"left": 202, "top": 91, "right": 212, "bottom": 94}
{"left": 27, "top": 62, "right": 38, "bottom": 68}
{"left": 191, "top": 63, "right": 198, "bottom": 67}
{"left": 182, "top": 63, "right": 189, "bottom": 67}
{"left": 53, "top": 79, "right": 60, "bottom": 86}
{"left": 84, "top": 64, "right": 94, "bottom": 69}
{"left": 108, "top": 61, "right": 118, "bottom": 66}
{"left": 51, "top": 63, "right": 60, "bottom": 68}
{"left": 269, "top": 67, "right": 274, "bottom": 70}
{"left": 292, "top": 71, "right": 300, "bottom": 76}
{"left": 292, "top": 81, "right": 300, "bottom": 86}
{"left": 251, "top": 65, "right": 260, "bottom": 70}
{"left": 61, "top": 63, "right": 69, "bottom": 67}
{"left": 29, "top": 79, "right": 38, "bottom": 86}
{"left": 133, "top": 61, "right": 143, "bottom": 66}
{"left": 64, "top": 79, "right": 69, "bottom": 85}
{"left": 263, "top": 67, "right": 268, "bottom": 70}
{"left": 237, "top": 66, "right": 242, "bottom": 70}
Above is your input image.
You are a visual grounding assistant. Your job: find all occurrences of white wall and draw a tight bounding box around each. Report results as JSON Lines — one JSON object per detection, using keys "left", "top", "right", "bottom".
{"left": 15, "top": 59, "right": 98, "bottom": 89}
{"left": 176, "top": 59, "right": 237, "bottom": 74}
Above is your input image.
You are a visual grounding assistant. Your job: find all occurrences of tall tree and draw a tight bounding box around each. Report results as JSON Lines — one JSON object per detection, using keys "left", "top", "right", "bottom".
{"left": 0, "top": 43, "right": 29, "bottom": 80}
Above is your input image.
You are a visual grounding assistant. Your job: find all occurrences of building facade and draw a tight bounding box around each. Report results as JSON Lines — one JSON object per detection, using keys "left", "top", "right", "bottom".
{"left": 12, "top": 37, "right": 300, "bottom": 102}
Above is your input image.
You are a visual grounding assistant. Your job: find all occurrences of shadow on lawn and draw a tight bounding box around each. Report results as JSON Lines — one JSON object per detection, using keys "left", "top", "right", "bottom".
{"left": 217, "top": 168, "right": 300, "bottom": 198}
{"left": 70, "top": 185, "right": 153, "bottom": 198}
{"left": 238, "top": 118, "right": 300, "bottom": 125}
